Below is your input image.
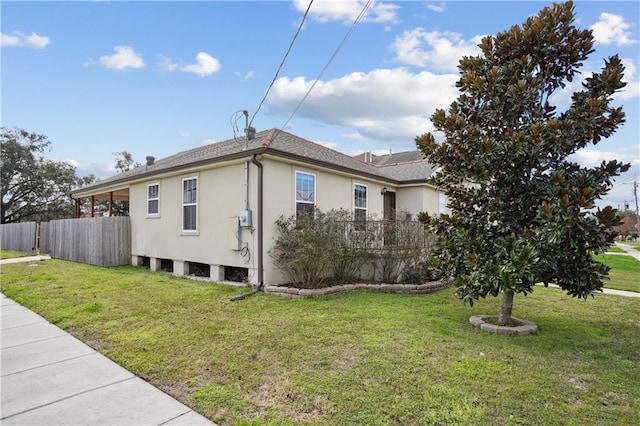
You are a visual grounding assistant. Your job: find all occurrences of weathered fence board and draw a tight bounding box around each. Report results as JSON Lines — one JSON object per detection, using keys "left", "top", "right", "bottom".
{"left": 39, "top": 222, "right": 50, "bottom": 254}
{"left": 49, "top": 217, "right": 131, "bottom": 266}
{"left": 0, "top": 222, "right": 37, "bottom": 253}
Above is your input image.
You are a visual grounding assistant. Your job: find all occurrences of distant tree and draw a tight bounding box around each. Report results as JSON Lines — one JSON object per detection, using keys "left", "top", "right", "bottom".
{"left": 416, "top": 1, "right": 630, "bottom": 326}
{"left": 1, "top": 128, "right": 79, "bottom": 223}
{"left": 113, "top": 151, "right": 141, "bottom": 173}
{"left": 111, "top": 151, "right": 140, "bottom": 215}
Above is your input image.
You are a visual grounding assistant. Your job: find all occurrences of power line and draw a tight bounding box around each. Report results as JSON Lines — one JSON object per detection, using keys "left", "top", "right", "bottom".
{"left": 612, "top": 174, "right": 636, "bottom": 189}
{"left": 281, "top": 0, "right": 374, "bottom": 130}
{"left": 249, "top": 0, "right": 314, "bottom": 128}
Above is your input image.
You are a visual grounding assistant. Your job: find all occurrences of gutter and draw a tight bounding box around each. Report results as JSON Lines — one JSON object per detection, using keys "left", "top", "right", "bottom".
{"left": 231, "top": 153, "right": 264, "bottom": 301}
{"left": 251, "top": 153, "right": 264, "bottom": 286}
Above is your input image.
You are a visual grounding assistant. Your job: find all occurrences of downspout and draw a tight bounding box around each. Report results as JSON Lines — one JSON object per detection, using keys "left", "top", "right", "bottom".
{"left": 231, "top": 153, "right": 264, "bottom": 301}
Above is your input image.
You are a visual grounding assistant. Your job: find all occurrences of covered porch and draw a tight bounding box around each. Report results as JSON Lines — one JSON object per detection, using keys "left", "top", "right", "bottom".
{"left": 72, "top": 187, "right": 130, "bottom": 218}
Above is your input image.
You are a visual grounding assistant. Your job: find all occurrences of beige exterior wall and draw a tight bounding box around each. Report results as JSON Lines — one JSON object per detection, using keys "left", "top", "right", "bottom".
{"left": 129, "top": 156, "right": 442, "bottom": 285}
{"left": 396, "top": 185, "right": 442, "bottom": 217}
{"left": 259, "top": 158, "right": 395, "bottom": 283}
{"left": 130, "top": 161, "right": 260, "bottom": 282}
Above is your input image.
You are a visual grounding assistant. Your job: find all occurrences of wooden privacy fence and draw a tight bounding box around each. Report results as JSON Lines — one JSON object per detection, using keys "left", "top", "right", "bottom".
{"left": 39, "top": 222, "right": 50, "bottom": 254}
{"left": 49, "top": 217, "right": 131, "bottom": 266}
{"left": 0, "top": 222, "right": 38, "bottom": 253}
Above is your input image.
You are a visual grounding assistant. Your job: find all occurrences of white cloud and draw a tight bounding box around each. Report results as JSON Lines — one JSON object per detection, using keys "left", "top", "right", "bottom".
{"left": 158, "top": 56, "right": 178, "bottom": 73}
{"left": 549, "top": 57, "right": 639, "bottom": 107}
{"left": 235, "top": 70, "right": 255, "bottom": 80}
{"left": 99, "top": 46, "right": 145, "bottom": 71}
{"left": 343, "top": 132, "right": 364, "bottom": 140}
{"left": 392, "top": 28, "right": 483, "bottom": 72}
{"left": 591, "top": 13, "right": 635, "bottom": 46}
{"left": 616, "top": 58, "right": 640, "bottom": 101}
{"left": 426, "top": 3, "right": 446, "bottom": 13}
{"left": 293, "top": 0, "right": 399, "bottom": 25}
{"left": 267, "top": 67, "right": 458, "bottom": 144}
{"left": 1, "top": 31, "right": 51, "bottom": 49}
{"left": 570, "top": 146, "right": 640, "bottom": 169}
{"left": 179, "top": 132, "right": 191, "bottom": 138}
{"left": 200, "top": 138, "right": 217, "bottom": 146}
{"left": 64, "top": 158, "right": 80, "bottom": 168}
{"left": 181, "top": 52, "right": 221, "bottom": 77}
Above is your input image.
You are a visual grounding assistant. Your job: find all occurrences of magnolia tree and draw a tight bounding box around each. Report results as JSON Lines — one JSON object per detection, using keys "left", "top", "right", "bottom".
{"left": 416, "top": 1, "right": 630, "bottom": 326}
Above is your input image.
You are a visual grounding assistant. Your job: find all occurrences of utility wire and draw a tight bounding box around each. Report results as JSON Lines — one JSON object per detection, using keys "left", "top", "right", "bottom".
{"left": 249, "top": 0, "right": 314, "bottom": 128}
{"left": 612, "top": 174, "right": 636, "bottom": 189}
{"left": 281, "top": 0, "right": 374, "bottom": 130}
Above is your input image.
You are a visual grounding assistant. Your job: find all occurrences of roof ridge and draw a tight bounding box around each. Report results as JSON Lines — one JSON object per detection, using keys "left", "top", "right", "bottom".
{"left": 262, "top": 128, "right": 278, "bottom": 148}
{"left": 376, "top": 158, "right": 428, "bottom": 168}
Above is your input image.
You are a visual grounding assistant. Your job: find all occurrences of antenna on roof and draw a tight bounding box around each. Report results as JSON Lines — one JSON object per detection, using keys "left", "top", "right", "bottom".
{"left": 243, "top": 110, "right": 256, "bottom": 150}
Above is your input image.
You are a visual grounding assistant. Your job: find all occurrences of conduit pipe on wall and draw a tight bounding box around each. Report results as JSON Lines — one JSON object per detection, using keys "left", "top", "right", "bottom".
{"left": 231, "top": 154, "right": 264, "bottom": 301}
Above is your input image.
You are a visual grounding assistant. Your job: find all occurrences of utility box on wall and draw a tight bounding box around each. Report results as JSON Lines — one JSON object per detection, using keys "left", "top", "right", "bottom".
{"left": 239, "top": 209, "right": 252, "bottom": 228}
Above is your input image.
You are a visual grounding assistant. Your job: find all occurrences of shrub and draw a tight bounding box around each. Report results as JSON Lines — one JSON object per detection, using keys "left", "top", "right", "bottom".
{"left": 401, "top": 260, "right": 440, "bottom": 284}
{"left": 270, "top": 209, "right": 434, "bottom": 287}
{"left": 373, "top": 219, "right": 433, "bottom": 283}
{"left": 270, "top": 209, "right": 368, "bottom": 288}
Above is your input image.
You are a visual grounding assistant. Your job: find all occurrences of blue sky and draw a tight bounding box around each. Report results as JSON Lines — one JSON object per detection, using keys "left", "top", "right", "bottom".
{"left": 2, "top": 0, "right": 639, "bottom": 209}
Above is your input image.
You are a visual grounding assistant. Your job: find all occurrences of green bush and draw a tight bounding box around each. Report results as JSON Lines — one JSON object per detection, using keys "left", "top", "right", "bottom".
{"left": 270, "top": 209, "right": 368, "bottom": 288}
{"left": 270, "top": 209, "right": 433, "bottom": 287}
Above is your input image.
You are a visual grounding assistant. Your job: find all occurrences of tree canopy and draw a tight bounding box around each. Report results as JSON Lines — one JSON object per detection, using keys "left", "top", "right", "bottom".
{"left": 113, "top": 151, "right": 141, "bottom": 173}
{"left": 1, "top": 128, "right": 80, "bottom": 224}
{"left": 416, "top": 1, "right": 630, "bottom": 325}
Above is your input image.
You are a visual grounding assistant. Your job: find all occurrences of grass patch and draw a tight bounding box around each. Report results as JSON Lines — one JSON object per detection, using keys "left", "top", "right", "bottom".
{"left": 596, "top": 254, "right": 640, "bottom": 293}
{"left": 0, "top": 250, "right": 32, "bottom": 259}
{"left": 607, "top": 246, "right": 626, "bottom": 253}
{"left": 1, "top": 259, "right": 639, "bottom": 425}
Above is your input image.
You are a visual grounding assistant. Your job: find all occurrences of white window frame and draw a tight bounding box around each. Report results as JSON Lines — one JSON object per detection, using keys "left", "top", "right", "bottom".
{"left": 439, "top": 193, "right": 448, "bottom": 215}
{"left": 182, "top": 176, "right": 198, "bottom": 232}
{"left": 147, "top": 183, "right": 160, "bottom": 216}
{"left": 354, "top": 183, "right": 368, "bottom": 229}
{"left": 295, "top": 171, "right": 316, "bottom": 216}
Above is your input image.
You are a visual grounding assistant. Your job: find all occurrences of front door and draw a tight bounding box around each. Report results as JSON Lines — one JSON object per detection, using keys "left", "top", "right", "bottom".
{"left": 383, "top": 191, "right": 396, "bottom": 221}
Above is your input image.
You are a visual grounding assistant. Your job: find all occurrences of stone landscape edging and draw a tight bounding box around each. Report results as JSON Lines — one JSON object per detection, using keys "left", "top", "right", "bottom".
{"left": 264, "top": 281, "right": 448, "bottom": 298}
{"left": 469, "top": 315, "right": 538, "bottom": 335}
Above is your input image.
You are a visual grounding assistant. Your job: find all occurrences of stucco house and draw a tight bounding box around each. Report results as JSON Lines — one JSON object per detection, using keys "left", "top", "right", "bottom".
{"left": 71, "top": 128, "right": 445, "bottom": 285}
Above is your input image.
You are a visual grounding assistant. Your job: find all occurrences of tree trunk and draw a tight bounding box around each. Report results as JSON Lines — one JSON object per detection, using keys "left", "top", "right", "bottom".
{"left": 498, "top": 290, "right": 514, "bottom": 326}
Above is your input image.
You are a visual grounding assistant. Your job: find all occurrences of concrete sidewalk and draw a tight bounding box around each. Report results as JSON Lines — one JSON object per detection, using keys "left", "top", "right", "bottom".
{"left": 0, "top": 255, "right": 51, "bottom": 264}
{"left": 615, "top": 242, "right": 640, "bottom": 262}
{"left": 0, "top": 293, "right": 216, "bottom": 425}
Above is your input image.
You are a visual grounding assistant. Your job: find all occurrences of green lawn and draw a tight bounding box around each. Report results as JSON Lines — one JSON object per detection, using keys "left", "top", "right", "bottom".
{"left": 1, "top": 260, "right": 639, "bottom": 426}
{"left": 596, "top": 254, "right": 640, "bottom": 293}
{"left": 0, "top": 250, "right": 31, "bottom": 259}
{"left": 607, "top": 246, "right": 626, "bottom": 253}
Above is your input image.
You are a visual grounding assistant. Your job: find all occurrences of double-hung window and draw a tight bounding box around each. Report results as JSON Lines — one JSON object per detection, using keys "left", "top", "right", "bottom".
{"left": 182, "top": 177, "right": 197, "bottom": 231}
{"left": 439, "top": 193, "right": 448, "bottom": 215}
{"left": 354, "top": 183, "right": 367, "bottom": 230}
{"left": 295, "top": 171, "right": 315, "bottom": 217}
{"left": 147, "top": 183, "right": 159, "bottom": 215}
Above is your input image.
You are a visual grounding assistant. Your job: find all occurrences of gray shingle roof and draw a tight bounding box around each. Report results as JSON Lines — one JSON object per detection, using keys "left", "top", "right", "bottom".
{"left": 73, "top": 128, "right": 436, "bottom": 195}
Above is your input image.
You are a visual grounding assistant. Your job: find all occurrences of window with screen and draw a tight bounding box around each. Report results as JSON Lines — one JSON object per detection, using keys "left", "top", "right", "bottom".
{"left": 147, "top": 183, "right": 159, "bottom": 215}
{"left": 295, "top": 171, "right": 315, "bottom": 217}
{"left": 182, "top": 177, "right": 197, "bottom": 231}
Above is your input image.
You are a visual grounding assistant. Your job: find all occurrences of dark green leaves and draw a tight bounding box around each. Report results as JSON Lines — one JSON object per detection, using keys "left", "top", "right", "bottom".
{"left": 417, "top": 0, "right": 630, "bottom": 307}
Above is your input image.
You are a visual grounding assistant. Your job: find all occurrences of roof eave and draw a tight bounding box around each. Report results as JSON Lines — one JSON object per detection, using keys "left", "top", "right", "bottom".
{"left": 71, "top": 147, "right": 269, "bottom": 197}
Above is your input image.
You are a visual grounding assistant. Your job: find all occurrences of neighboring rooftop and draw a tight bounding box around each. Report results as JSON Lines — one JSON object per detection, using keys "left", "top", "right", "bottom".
{"left": 353, "top": 151, "right": 425, "bottom": 165}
